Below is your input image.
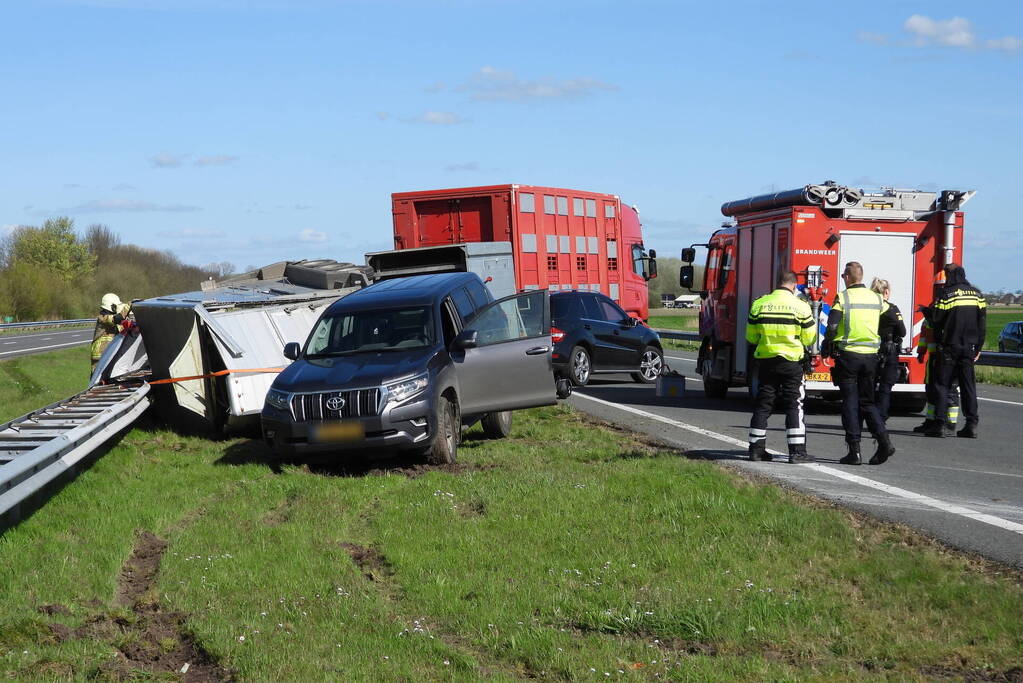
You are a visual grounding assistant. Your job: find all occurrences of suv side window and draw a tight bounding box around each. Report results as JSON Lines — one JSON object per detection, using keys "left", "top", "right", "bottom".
{"left": 470, "top": 291, "right": 547, "bottom": 346}
{"left": 440, "top": 300, "right": 459, "bottom": 347}
{"left": 449, "top": 287, "right": 476, "bottom": 322}
{"left": 551, "top": 294, "right": 582, "bottom": 320}
{"left": 597, "top": 296, "right": 627, "bottom": 323}
{"left": 465, "top": 279, "right": 492, "bottom": 312}
{"left": 580, "top": 294, "right": 603, "bottom": 320}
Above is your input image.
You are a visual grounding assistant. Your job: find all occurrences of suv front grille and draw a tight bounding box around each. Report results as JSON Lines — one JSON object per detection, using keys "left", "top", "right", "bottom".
{"left": 290, "top": 388, "right": 382, "bottom": 421}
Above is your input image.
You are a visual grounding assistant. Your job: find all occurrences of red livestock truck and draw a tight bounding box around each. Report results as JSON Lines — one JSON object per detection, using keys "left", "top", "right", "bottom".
{"left": 385, "top": 184, "right": 657, "bottom": 320}
{"left": 679, "top": 182, "right": 974, "bottom": 409}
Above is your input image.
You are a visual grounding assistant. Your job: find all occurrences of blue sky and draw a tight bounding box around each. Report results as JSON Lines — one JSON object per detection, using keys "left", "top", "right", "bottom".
{"left": 2, "top": 0, "right": 1021, "bottom": 290}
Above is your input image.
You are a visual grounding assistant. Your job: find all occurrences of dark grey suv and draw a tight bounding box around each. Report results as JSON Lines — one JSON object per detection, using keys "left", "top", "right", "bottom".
{"left": 261, "top": 273, "right": 556, "bottom": 463}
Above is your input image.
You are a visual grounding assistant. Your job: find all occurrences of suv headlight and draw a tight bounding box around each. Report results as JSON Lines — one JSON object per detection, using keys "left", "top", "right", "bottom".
{"left": 265, "top": 388, "right": 292, "bottom": 411}
{"left": 383, "top": 373, "right": 429, "bottom": 405}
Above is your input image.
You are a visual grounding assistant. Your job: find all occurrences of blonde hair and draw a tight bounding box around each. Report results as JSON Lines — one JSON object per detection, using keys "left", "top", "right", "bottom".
{"left": 870, "top": 277, "right": 890, "bottom": 296}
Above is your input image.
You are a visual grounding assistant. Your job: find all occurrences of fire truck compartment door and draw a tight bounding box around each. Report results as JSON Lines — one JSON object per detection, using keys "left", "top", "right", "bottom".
{"left": 838, "top": 231, "right": 916, "bottom": 351}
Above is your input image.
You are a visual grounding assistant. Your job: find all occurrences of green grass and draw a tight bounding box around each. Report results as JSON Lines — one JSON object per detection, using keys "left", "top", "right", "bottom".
{"left": 1, "top": 351, "right": 1022, "bottom": 679}
{"left": 0, "top": 346, "right": 92, "bottom": 423}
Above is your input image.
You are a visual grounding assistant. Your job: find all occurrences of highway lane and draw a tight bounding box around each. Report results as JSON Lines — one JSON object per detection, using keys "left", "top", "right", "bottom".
{"left": 570, "top": 349, "right": 1023, "bottom": 568}
{"left": 0, "top": 327, "right": 92, "bottom": 359}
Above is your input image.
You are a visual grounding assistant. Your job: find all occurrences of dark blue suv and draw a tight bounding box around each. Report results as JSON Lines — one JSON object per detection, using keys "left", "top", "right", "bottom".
{"left": 261, "top": 273, "right": 557, "bottom": 464}
{"left": 550, "top": 291, "right": 663, "bottom": 386}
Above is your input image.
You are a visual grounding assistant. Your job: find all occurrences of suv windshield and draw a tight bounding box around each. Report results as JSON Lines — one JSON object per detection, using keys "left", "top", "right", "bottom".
{"left": 305, "top": 306, "right": 435, "bottom": 357}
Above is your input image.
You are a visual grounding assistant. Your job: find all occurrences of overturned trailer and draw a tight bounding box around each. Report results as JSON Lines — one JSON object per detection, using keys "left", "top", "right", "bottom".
{"left": 117, "top": 260, "right": 372, "bottom": 432}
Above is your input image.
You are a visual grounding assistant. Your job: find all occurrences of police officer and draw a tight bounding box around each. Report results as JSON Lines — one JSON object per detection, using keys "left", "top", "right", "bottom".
{"left": 914, "top": 298, "right": 959, "bottom": 435}
{"left": 746, "top": 271, "right": 817, "bottom": 464}
{"left": 91, "top": 292, "right": 131, "bottom": 371}
{"left": 822, "top": 262, "right": 899, "bottom": 465}
{"left": 870, "top": 278, "right": 906, "bottom": 422}
{"left": 927, "top": 264, "right": 986, "bottom": 438}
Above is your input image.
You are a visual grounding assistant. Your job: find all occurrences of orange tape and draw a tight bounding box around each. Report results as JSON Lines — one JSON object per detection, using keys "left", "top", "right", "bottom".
{"left": 148, "top": 368, "right": 284, "bottom": 385}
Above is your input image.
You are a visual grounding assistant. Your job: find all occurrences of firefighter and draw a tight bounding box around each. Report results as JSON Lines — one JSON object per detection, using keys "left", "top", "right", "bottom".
{"left": 91, "top": 293, "right": 131, "bottom": 371}
{"left": 822, "top": 262, "right": 899, "bottom": 466}
{"left": 870, "top": 278, "right": 906, "bottom": 422}
{"left": 913, "top": 292, "right": 960, "bottom": 435}
{"left": 927, "top": 264, "right": 986, "bottom": 438}
{"left": 745, "top": 271, "right": 817, "bottom": 464}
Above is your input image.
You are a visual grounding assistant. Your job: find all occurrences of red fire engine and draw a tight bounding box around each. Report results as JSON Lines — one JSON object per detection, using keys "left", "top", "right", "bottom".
{"left": 389, "top": 184, "right": 656, "bottom": 319}
{"left": 680, "top": 182, "right": 974, "bottom": 407}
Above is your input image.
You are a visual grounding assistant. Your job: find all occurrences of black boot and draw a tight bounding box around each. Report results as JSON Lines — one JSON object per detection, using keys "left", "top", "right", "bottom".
{"left": 944, "top": 421, "right": 956, "bottom": 436}
{"left": 748, "top": 440, "right": 772, "bottom": 461}
{"left": 839, "top": 442, "right": 861, "bottom": 466}
{"left": 912, "top": 419, "right": 935, "bottom": 434}
{"left": 869, "top": 433, "right": 896, "bottom": 465}
{"left": 788, "top": 445, "right": 814, "bottom": 464}
{"left": 957, "top": 424, "right": 978, "bottom": 439}
{"left": 923, "top": 422, "right": 946, "bottom": 438}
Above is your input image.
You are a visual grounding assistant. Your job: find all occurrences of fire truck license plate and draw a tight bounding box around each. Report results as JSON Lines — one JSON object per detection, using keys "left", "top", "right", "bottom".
{"left": 311, "top": 421, "right": 365, "bottom": 443}
{"left": 804, "top": 372, "right": 831, "bottom": 382}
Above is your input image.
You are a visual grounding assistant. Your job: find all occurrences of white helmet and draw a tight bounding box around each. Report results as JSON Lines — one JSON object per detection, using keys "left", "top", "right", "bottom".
{"left": 100, "top": 293, "right": 122, "bottom": 312}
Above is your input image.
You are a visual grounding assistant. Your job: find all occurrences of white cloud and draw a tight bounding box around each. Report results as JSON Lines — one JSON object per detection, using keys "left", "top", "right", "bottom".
{"left": 444, "top": 162, "right": 480, "bottom": 172}
{"left": 150, "top": 152, "right": 188, "bottom": 168}
{"left": 64, "top": 198, "right": 201, "bottom": 213}
{"left": 404, "top": 110, "right": 467, "bottom": 125}
{"left": 157, "top": 227, "right": 225, "bottom": 238}
{"left": 2, "top": 224, "right": 22, "bottom": 237}
{"left": 458, "top": 66, "right": 618, "bottom": 102}
{"left": 987, "top": 36, "right": 1023, "bottom": 51}
{"left": 375, "top": 111, "right": 390, "bottom": 121}
{"left": 194, "top": 154, "right": 239, "bottom": 167}
{"left": 904, "top": 14, "right": 975, "bottom": 48}
{"left": 856, "top": 31, "right": 890, "bottom": 46}
{"left": 298, "top": 228, "right": 327, "bottom": 243}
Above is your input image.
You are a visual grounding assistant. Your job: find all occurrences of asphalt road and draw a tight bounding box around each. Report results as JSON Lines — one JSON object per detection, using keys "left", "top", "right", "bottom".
{"left": 570, "top": 349, "right": 1023, "bottom": 569}
{"left": 0, "top": 327, "right": 92, "bottom": 359}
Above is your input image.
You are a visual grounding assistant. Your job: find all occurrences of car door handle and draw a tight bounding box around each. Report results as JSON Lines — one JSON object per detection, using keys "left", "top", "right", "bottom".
{"left": 526, "top": 346, "right": 550, "bottom": 355}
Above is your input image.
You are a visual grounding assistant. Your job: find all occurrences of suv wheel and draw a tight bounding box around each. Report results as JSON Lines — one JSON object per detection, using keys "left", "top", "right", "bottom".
{"left": 481, "top": 410, "right": 513, "bottom": 439}
{"left": 569, "top": 345, "right": 591, "bottom": 387}
{"left": 632, "top": 346, "right": 663, "bottom": 384}
{"left": 427, "top": 396, "right": 458, "bottom": 465}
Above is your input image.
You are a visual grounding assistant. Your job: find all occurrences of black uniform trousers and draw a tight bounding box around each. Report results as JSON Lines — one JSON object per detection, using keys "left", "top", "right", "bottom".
{"left": 875, "top": 348, "right": 900, "bottom": 422}
{"left": 833, "top": 352, "right": 887, "bottom": 444}
{"left": 748, "top": 357, "right": 806, "bottom": 453}
{"left": 935, "top": 344, "right": 979, "bottom": 427}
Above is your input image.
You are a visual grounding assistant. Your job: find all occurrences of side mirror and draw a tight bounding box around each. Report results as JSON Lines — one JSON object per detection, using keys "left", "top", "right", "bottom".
{"left": 622, "top": 316, "right": 640, "bottom": 328}
{"left": 283, "top": 342, "right": 300, "bottom": 361}
{"left": 648, "top": 248, "right": 657, "bottom": 259}
{"left": 453, "top": 329, "right": 479, "bottom": 350}
{"left": 647, "top": 258, "right": 658, "bottom": 280}
{"left": 680, "top": 247, "right": 696, "bottom": 263}
{"left": 680, "top": 265, "right": 695, "bottom": 290}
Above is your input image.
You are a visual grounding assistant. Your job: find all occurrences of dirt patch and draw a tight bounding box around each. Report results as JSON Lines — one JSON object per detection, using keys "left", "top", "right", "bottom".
{"left": 311, "top": 458, "right": 492, "bottom": 479}
{"left": 653, "top": 638, "right": 720, "bottom": 657}
{"left": 37, "top": 603, "right": 71, "bottom": 616}
{"left": 46, "top": 530, "right": 233, "bottom": 681}
{"left": 918, "top": 665, "right": 1023, "bottom": 682}
{"left": 116, "top": 531, "right": 168, "bottom": 607}
{"left": 262, "top": 488, "right": 301, "bottom": 526}
{"left": 341, "top": 542, "right": 394, "bottom": 582}
{"left": 458, "top": 498, "right": 487, "bottom": 518}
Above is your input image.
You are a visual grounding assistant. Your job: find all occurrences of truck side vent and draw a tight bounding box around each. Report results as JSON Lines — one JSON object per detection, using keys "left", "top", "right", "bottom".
{"left": 607, "top": 257, "right": 618, "bottom": 271}
{"left": 576, "top": 256, "right": 587, "bottom": 271}
{"left": 547, "top": 256, "right": 558, "bottom": 271}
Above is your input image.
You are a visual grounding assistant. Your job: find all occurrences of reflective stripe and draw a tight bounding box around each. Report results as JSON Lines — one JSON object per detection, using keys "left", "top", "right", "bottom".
{"left": 787, "top": 436, "right": 806, "bottom": 445}
{"left": 786, "top": 428, "right": 805, "bottom": 436}
{"left": 749, "top": 428, "right": 767, "bottom": 436}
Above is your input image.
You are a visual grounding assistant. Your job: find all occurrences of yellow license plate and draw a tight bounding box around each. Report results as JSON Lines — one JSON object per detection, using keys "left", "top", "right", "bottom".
{"left": 311, "top": 421, "right": 365, "bottom": 443}
{"left": 804, "top": 372, "right": 832, "bottom": 382}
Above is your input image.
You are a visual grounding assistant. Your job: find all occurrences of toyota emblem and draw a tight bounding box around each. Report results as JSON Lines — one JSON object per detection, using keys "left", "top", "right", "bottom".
{"left": 325, "top": 395, "right": 346, "bottom": 411}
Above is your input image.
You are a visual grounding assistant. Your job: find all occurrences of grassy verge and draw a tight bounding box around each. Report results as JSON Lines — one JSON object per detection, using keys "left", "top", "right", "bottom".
{"left": 0, "top": 346, "right": 91, "bottom": 423}
{"left": 1, "top": 399, "right": 1021, "bottom": 678}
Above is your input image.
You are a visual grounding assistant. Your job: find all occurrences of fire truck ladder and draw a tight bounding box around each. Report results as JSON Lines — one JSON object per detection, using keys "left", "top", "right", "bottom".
{"left": 0, "top": 379, "right": 151, "bottom": 523}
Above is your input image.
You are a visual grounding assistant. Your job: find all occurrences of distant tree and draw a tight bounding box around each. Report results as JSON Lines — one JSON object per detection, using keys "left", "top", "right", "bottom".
{"left": 86, "top": 223, "right": 121, "bottom": 262}
{"left": 8, "top": 217, "right": 95, "bottom": 282}
{"left": 202, "top": 261, "right": 235, "bottom": 279}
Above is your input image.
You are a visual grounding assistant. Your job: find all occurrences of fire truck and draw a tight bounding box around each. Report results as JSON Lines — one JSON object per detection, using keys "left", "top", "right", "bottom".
{"left": 377, "top": 184, "right": 656, "bottom": 319}
{"left": 679, "top": 181, "right": 974, "bottom": 407}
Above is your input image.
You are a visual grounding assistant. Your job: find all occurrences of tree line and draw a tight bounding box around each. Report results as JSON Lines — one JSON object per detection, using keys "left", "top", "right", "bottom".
{"left": 0, "top": 218, "right": 230, "bottom": 321}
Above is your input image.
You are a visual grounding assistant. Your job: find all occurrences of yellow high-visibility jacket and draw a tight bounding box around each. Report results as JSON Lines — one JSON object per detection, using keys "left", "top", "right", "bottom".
{"left": 827, "top": 284, "right": 888, "bottom": 355}
{"left": 746, "top": 288, "right": 816, "bottom": 362}
{"left": 91, "top": 303, "right": 131, "bottom": 363}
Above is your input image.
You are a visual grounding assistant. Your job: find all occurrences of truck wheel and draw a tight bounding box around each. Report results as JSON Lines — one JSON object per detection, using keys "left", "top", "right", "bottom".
{"left": 569, "top": 346, "right": 591, "bottom": 387}
{"left": 632, "top": 346, "right": 663, "bottom": 384}
{"left": 481, "top": 410, "right": 513, "bottom": 439}
{"left": 427, "top": 396, "right": 458, "bottom": 465}
{"left": 702, "top": 359, "right": 729, "bottom": 399}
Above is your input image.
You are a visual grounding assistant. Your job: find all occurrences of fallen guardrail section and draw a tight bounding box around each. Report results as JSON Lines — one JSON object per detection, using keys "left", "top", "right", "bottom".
{"left": 0, "top": 378, "right": 151, "bottom": 523}
{"left": 0, "top": 318, "right": 92, "bottom": 331}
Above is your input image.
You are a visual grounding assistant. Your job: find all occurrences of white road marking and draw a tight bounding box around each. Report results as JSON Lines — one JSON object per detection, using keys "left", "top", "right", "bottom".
{"left": 0, "top": 340, "right": 90, "bottom": 356}
{"left": 978, "top": 396, "right": 1023, "bottom": 406}
{"left": 665, "top": 355, "right": 697, "bottom": 362}
{"left": 3, "top": 342, "right": 15, "bottom": 345}
{"left": 917, "top": 464, "right": 1023, "bottom": 479}
{"left": 0, "top": 328, "right": 90, "bottom": 340}
{"left": 574, "top": 392, "right": 1023, "bottom": 536}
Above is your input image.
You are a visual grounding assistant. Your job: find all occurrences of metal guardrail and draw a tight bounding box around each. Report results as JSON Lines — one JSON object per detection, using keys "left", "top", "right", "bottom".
{"left": 0, "top": 318, "right": 92, "bottom": 330}
{"left": 0, "top": 380, "right": 151, "bottom": 522}
{"left": 651, "top": 329, "right": 1023, "bottom": 368}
